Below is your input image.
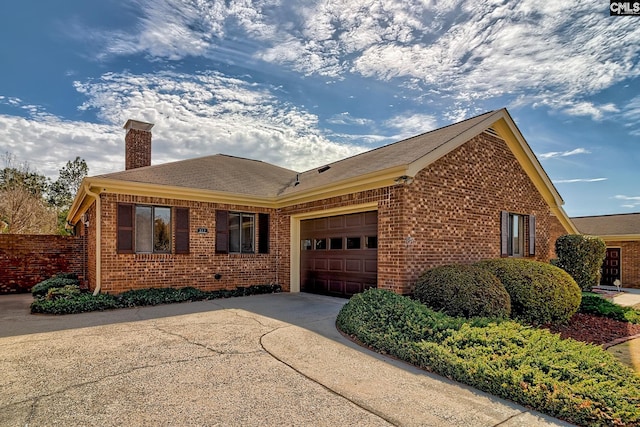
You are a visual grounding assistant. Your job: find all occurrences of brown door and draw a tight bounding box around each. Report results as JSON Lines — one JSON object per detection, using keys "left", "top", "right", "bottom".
{"left": 601, "top": 247, "right": 621, "bottom": 286}
{"left": 300, "top": 211, "right": 377, "bottom": 297}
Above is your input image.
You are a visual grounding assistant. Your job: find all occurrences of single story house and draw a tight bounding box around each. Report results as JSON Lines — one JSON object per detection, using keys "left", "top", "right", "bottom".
{"left": 571, "top": 213, "right": 640, "bottom": 289}
{"left": 67, "top": 108, "right": 577, "bottom": 297}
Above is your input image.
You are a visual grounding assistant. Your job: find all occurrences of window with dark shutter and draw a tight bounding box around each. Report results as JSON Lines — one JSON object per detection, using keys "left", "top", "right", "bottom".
{"left": 117, "top": 203, "right": 134, "bottom": 254}
{"left": 528, "top": 215, "right": 536, "bottom": 256}
{"left": 500, "top": 211, "right": 509, "bottom": 257}
{"left": 175, "top": 207, "right": 189, "bottom": 254}
{"left": 215, "top": 210, "right": 229, "bottom": 254}
{"left": 258, "top": 213, "right": 269, "bottom": 254}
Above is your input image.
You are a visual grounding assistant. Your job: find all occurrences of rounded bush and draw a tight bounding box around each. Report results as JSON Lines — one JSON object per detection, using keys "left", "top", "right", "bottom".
{"left": 414, "top": 264, "right": 511, "bottom": 319}
{"left": 475, "top": 259, "right": 581, "bottom": 325}
{"left": 31, "top": 275, "right": 80, "bottom": 298}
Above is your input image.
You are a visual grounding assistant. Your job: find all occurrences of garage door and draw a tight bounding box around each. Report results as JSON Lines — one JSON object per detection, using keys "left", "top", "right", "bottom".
{"left": 300, "top": 211, "right": 377, "bottom": 297}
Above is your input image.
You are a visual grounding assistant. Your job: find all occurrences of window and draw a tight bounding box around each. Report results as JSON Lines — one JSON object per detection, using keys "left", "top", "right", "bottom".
{"left": 229, "top": 212, "right": 254, "bottom": 253}
{"left": 216, "top": 211, "right": 269, "bottom": 254}
{"left": 346, "top": 237, "right": 361, "bottom": 249}
{"left": 314, "top": 238, "right": 327, "bottom": 250}
{"left": 329, "top": 237, "right": 343, "bottom": 250}
{"left": 501, "top": 211, "right": 535, "bottom": 257}
{"left": 365, "top": 236, "right": 378, "bottom": 249}
{"left": 117, "top": 204, "right": 189, "bottom": 254}
{"left": 136, "top": 206, "right": 171, "bottom": 253}
{"left": 508, "top": 213, "right": 523, "bottom": 256}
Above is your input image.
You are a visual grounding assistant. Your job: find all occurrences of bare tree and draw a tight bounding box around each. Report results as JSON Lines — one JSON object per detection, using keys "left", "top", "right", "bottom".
{"left": 0, "top": 186, "right": 57, "bottom": 234}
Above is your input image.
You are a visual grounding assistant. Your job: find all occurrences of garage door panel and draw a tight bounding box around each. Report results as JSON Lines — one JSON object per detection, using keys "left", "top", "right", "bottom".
{"left": 364, "top": 211, "right": 377, "bottom": 225}
{"left": 314, "top": 258, "right": 328, "bottom": 270}
{"left": 345, "top": 213, "right": 362, "bottom": 227}
{"left": 345, "top": 259, "right": 361, "bottom": 272}
{"left": 329, "top": 216, "right": 344, "bottom": 229}
{"left": 301, "top": 211, "right": 377, "bottom": 298}
{"left": 329, "top": 259, "right": 343, "bottom": 271}
{"left": 364, "top": 259, "right": 377, "bottom": 273}
{"left": 329, "top": 280, "right": 344, "bottom": 294}
{"left": 345, "top": 281, "right": 363, "bottom": 295}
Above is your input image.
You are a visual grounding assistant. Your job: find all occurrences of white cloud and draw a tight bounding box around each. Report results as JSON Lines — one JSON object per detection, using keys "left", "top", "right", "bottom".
{"left": 0, "top": 70, "right": 368, "bottom": 180}
{"left": 538, "top": 148, "right": 590, "bottom": 160}
{"left": 87, "top": 0, "right": 640, "bottom": 122}
{"left": 562, "top": 102, "right": 619, "bottom": 120}
{"left": 554, "top": 178, "right": 607, "bottom": 184}
{"left": 326, "top": 112, "right": 374, "bottom": 126}
{"left": 68, "top": 70, "right": 364, "bottom": 172}
{"left": 614, "top": 194, "right": 640, "bottom": 209}
{"left": 383, "top": 113, "right": 439, "bottom": 140}
{"left": 0, "top": 108, "right": 120, "bottom": 179}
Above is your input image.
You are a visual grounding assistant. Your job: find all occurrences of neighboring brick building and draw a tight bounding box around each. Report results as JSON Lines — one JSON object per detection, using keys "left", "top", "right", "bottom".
{"left": 67, "top": 109, "right": 576, "bottom": 296}
{"left": 572, "top": 213, "right": 640, "bottom": 289}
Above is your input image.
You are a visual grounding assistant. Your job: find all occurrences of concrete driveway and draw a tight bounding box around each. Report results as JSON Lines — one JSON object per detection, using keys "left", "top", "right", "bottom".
{"left": 0, "top": 293, "right": 569, "bottom": 426}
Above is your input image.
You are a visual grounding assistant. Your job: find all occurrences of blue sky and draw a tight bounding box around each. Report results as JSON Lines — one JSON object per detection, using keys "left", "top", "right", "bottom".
{"left": 1, "top": 1, "right": 639, "bottom": 217}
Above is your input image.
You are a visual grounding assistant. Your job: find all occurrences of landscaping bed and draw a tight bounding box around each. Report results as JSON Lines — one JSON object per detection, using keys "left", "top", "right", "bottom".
{"left": 337, "top": 289, "right": 640, "bottom": 427}
{"left": 30, "top": 273, "right": 282, "bottom": 315}
{"left": 548, "top": 312, "right": 640, "bottom": 347}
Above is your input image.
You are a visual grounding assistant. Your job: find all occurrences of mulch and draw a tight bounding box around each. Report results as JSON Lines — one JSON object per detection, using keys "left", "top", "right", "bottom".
{"left": 546, "top": 313, "right": 640, "bottom": 348}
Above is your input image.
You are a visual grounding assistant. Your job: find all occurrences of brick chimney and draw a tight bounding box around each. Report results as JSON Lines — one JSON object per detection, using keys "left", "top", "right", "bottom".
{"left": 123, "top": 119, "right": 154, "bottom": 170}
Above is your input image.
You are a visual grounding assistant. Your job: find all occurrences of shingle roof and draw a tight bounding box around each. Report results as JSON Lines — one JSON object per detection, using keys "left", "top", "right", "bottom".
{"left": 96, "top": 110, "right": 498, "bottom": 198}
{"left": 279, "top": 110, "right": 497, "bottom": 196}
{"left": 97, "top": 154, "right": 297, "bottom": 198}
{"left": 571, "top": 213, "right": 640, "bottom": 236}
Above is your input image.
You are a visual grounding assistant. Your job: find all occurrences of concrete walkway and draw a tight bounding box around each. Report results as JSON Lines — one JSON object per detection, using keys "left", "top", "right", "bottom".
{"left": 0, "top": 293, "right": 569, "bottom": 426}
{"left": 595, "top": 285, "right": 640, "bottom": 307}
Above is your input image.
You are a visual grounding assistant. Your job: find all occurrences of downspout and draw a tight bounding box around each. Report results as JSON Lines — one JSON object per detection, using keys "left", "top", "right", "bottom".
{"left": 84, "top": 184, "right": 102, "bottom": 296}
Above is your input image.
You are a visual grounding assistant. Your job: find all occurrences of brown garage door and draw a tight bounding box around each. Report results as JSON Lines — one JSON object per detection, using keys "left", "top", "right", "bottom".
{"left": 300, "top": 211, "right": 377, "bottom": 297}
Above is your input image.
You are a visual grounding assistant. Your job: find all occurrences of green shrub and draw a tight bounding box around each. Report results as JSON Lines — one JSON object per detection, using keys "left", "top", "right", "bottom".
{"left": 475, "top": 259, "right": 581, "bottom": 325}
{"left": 553, "top": 234, "right": 607, "bottom": 291}
{"left": 580, "top": 293, "right": 640, "bottom": 324}
{"left": 31, "top": 293, "right": 120, "bottom": 314}
{"left": 31, "top": 284, "right": 282, "bottom": 314}
{"left": 337, "top": 289, "right": 640, "bottom": 426}
{"left": 32, "top": 274, "right": 80, "bottom": 298}
{"left": 46, "top": 285, "right": 82, "bottom": 300}
{"left": 117, "top": 287, "right": 207, "bottom": 307}
{"left": 414, "top": 264, "right": 511, "bottom": 319}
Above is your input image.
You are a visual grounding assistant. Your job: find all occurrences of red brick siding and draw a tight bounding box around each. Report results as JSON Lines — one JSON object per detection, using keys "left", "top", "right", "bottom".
{"left": 393, "top": 133, "right": 560, "bottom": 293}
{"left": 605, "top": 241, "right": 640, "bottom": 289}
{"left": 275, "top": 132, "right": 565, "bottom": 295}
{"left": 0, "top": 234, "right": 85, "bottom": 294}
{"left": 125, "top": 129, "right": 152, "bottom": 170}
{"left": 93, "top": 193, "right": 278, "bottom": 294}
{"left": 83, "top": 132, "right": 568, "bottom": 295}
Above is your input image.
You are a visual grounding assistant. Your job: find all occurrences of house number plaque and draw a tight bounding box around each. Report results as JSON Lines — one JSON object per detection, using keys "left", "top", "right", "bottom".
{"left": 197, "top": 227, "right": 208, "bottom": 234}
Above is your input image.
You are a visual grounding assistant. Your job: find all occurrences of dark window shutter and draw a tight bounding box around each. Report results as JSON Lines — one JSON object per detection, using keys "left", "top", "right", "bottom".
{"left": 528, "top": 215, "right": 536, "bottom": 256}
{"left": 175, "top": 207, "right": 190, "bottom": 254}
{"left": 117, "top": 203, "right": 134, "bottom": 254}
{"left": 258, "top": 213, "right": 270, "bottom": 254}
{"left": 500, "top": 211, "right": 509, "bottom": 257}
{"left": 215, "top": 210, "right": 229, "bottom": 254}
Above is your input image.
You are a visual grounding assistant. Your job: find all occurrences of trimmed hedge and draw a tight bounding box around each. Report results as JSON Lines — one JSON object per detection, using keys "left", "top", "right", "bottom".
{"left": 31, "top": 274, "right": 80, "bottom": 298}
{"left": 337, "top": 289, "right": 640, "bottom": 426}
{"left": 415, "top": 264, "right": 511, "bottom": 319}
{"left": 31, "top": 284, "right": 282, "bottom": 315}
{"left": 553, "top": 234, "right": 607, "bottom": 291}
{"left": 475, "top": 259, "right": 581, "bottom": 325}
{"left": 580, "top": 293, "right": 640, "bottom": 324}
